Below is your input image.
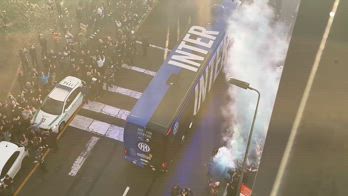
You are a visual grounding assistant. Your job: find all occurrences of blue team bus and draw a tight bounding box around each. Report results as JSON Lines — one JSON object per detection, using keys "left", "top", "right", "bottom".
{"left": 124, "top": 1, "right": 233, "bottom": 171}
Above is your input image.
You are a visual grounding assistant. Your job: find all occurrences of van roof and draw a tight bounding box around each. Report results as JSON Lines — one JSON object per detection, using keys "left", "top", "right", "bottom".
{"left": 59, "top": 76, "right": 82, "bottom": 89}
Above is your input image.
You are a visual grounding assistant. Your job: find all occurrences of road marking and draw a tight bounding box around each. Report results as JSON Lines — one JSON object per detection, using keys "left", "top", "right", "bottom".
{"left": 14, "top": 106, "right": 82, "bottom": 195}
{"left": 177, "top": 17, "right": 181, "bottom": 41}
{"left": 121, "top": 63, "right": 157, "bottom": 77}
{"left": 70, "top": 115, "right": 124, "bottom": 142}
{"left": 271, "top": 0, "right": 341, "bottom": 195}
{"left": 82, "top": 101, "right": 130, "bottom": 120}
{"left": 136, "top": 40, "right": 172, "bottom": 53}
{"left": 69, "top": 115, "right": 94, "bottom": 131}
{"left": 123, "top": 186, "right": 130, "bottom": 196}
{"left": 164, "top": 25, "right": 170, "bottom": 60}
{"left": 103, "top": 84, "right": 142, "bottom": 99}
{"left": 68, "top": 136, "right": 99, "bottom": 176}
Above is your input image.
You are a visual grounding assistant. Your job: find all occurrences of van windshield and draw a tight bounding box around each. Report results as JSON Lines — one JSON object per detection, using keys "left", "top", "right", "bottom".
{"left": 41, "top": 97, "right": 64, "bottom": 115}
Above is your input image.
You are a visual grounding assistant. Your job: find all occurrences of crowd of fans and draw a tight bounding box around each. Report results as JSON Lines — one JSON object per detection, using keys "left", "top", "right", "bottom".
{"left": 171, "top": 185, "right": 193, "bottom": 196}
{"left": 0, "top": 0, "right": 154, "bottom": 194}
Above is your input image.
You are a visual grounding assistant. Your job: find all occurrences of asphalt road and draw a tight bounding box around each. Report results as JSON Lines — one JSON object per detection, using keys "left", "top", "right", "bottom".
{"left": 14, "top": 0, "right": 235, "bottom": 196}
{"left": 10, "top": 0, "right": 348, "bottom": 195}
{"left": 254, "top": 0, "right": 348, "bottom": 195}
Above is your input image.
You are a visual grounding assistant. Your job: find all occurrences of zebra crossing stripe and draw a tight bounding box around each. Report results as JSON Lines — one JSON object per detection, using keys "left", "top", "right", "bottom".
{"left": 121, "top": 64, "right": 157, "bottom": 77}
{"left": 82, "top": 101, "right": 130, "bottom": 120}
{"left": 103, "top": 84, "right": 142, "bottom": 99}
{"left": 70, "top": 115, "right": 124, "bottom": 142}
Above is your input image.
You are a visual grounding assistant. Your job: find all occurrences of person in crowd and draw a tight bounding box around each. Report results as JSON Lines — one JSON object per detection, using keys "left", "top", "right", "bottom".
{"left": 29, "top": 44, "right": 38, "bottom": 67}
{"left": 96, "top": 54, "right": 106, "bottom": 72}
{"left": 39, "top": 71, "right": 50, "bottom": 91}
{"left": 45, "top": 129, "right": 58, "bottom": 152}
{"left": 47, "top": 0, "right": 55, "bottom": 14}
{"left": 19, "top": 133, "right": 29, "bottom": 148}
{"left": 34, "top": 145, "right": 47, "bottom": 172}
{"left": 55, "top": 0, "right": 63, "bottom": 18}
{"left": 2, "top": 175, "right": 14, "bottom": 194}
{"left": 52, "top": 31, "right": 62, "bottom": 51}
{"left": 0, "top": 10, "right": 9, "bottom": 33}
{"left": 171, "top": 185, "right": 182, "bottom": 196}
{"left": 17, "top": 70, "right": 26, "bottom": 91}
{"left": 90, "top": 77, "right": 98, "bottom": 100}
{"left": 81, "top": 81, "right": 89, "bottom": 104}
{"left": 209, "top": 180, "right": 220, "bottom": 196}
{"left": 64, "top": 30, "right": 74, "bottom": 45}
{"left": 181, "top": 187, "right": 193, "bottom": 196}
{"left": 18, "top": 48, "right": 29, "bottom": 71}
{"left": 39, "top": 34, "right": 48, "bottom": 57}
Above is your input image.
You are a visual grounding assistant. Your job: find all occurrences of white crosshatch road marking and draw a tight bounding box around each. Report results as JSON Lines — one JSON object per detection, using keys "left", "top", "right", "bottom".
{"left": 69, "top": 136, "right": 99, "bottom": 176}
{"left": 121, "top": 64, "right": 157, "bottom": 77}
{"left": 70, "top": 115, "right": 124, "bottom": 142}
{"left": 106, "top": 125, "right": 124, "bottom": 142}
{"left": 89, "top": 120, "right": 110, "bottom": 135}
{"left": 82, "top": 101, "right": 130, "bottom": 120}
{"left": 70, "top": 101, "right": 130, "bottom": 141}
{"left": 103, "top": 84, "right": 142, "bottom": 99}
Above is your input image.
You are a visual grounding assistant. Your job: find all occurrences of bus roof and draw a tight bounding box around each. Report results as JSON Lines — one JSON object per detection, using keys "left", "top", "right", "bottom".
{"left": 127, "top": 1, "right": 232, "bottom": 134}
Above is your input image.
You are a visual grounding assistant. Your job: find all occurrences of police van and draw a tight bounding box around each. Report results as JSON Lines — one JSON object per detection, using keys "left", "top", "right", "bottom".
{"left": 31, "top": 76, "right": 84, "bottom": 133}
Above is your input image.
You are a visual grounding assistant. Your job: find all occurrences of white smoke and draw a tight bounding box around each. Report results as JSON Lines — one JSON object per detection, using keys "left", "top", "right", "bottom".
{"left": 213, "top": 0, "right": 292, "bottom": 173}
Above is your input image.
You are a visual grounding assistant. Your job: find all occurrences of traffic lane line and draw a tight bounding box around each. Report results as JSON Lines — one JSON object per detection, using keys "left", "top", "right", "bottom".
{"left": 68, "top": 136, "right": 100, "bottom": 176}
{"left": 163, "top": 25, "right": 170, "bottom": 60}
{"left": 136, "top": 40, "right": 172, "bottom": 53}
{"left": 103, "top": 84, "right": 143, "bottom": 100}
{"left": 14, "top": 107, "right": 82, "bottom": 196}
{"left": 177, "top": 16, "right": 180, "bottom": 42}
{"left": 123, "top": 186, "right": 130, "bottom": 196}
{"left": 121, "top": 63, "right": 157, "bottom": 77}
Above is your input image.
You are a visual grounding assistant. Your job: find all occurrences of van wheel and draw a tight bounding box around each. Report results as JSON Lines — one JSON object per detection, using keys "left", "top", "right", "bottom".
{"left": 59, "top": 122, "right": 66, "bottom": 133}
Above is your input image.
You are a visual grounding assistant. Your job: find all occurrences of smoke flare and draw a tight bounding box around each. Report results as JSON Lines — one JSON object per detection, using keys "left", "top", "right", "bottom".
{"left": 213, "top": 0, "right": 293, "bottom": 176}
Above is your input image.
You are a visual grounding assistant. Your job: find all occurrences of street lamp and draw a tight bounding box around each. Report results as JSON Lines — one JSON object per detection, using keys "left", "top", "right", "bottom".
{"left": 228, "top": 78, "right": 260, "bottom": 196}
